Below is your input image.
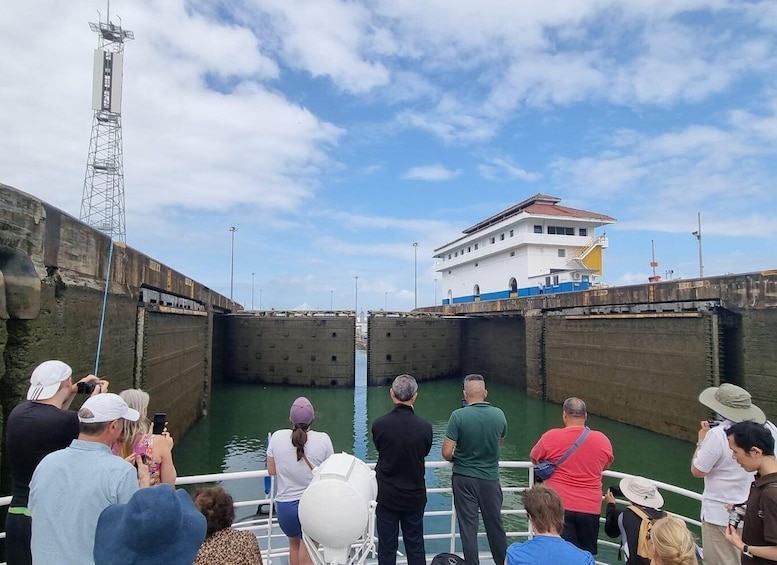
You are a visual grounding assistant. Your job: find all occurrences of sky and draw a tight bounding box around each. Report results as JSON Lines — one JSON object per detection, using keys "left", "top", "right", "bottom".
{"left": 1, "top": 0, "right": 777, "bottom": 312}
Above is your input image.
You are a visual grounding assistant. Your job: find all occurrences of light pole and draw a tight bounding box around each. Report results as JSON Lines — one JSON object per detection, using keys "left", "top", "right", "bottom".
{"left": 354, "top": 276, "right": 359, "bottom": 321}
{"left": 434, "top": 277, "right": 437, "bottom": 305}
{"left": 259, "top": 288, "right": 262, "bottom": 310}
{"left": 228, "top": 225, "right": 237, "bottom": 301}
{"left": 251, "top": 272, "right": 255, "bottom": 310}
{"left": 413, "top": 242, "right": 418, "bottom": 309}
{"left": 330, "top": 289, "right": 334, "bottom": 310}
{"left": 692, "top": 212, "right": 704, "bottom": 278}
{"left": 384, "top": 291, "right": 388, "bottom": 310}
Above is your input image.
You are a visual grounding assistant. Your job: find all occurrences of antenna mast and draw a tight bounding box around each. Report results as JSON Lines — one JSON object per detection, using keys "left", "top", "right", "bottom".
{"left": 80, "top": 3, "right": 134, "bottom": 242}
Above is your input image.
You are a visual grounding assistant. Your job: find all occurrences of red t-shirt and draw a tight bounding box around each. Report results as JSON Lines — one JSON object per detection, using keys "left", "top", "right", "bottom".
{"left": 530, "top": 426, "right": 614, "bottom": 514}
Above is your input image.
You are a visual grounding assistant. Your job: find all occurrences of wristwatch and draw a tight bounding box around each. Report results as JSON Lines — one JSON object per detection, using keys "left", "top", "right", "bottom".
{"left": 743, "top": 544, "right": 753, "bottom": 557}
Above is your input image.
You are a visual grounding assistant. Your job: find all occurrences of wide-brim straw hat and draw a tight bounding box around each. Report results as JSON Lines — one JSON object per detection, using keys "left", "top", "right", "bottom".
{"left": 620, "top": 476, "right": 664, "bottom": 509}
{"left": 698, "top": 383, "right": 766, "bottom": 424}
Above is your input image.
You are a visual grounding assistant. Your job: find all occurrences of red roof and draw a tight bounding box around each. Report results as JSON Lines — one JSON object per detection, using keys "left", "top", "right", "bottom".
{"left": 463, "top": 193, "right": 615, "bottom": 234}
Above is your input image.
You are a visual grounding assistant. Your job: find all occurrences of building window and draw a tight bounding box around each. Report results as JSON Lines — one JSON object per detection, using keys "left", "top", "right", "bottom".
{"left": 454, "top": 251, "right": 458, "bottom": 257}
{"left": 548, "top": 226, "right": 575, "bottom": 236}
{"left": 448, "top": 254, "right": 451, "bottom": 259}
{"left": 474, "top": 243, "right": 479, "bottom": 250}
{"left": 491, "top": 237, "right": 495, "bottom": 244}
{"left": 547, "top": 226, "right": 557, "bottom": 234}
{"left": 579, "top": 228, "right": 587, "bottom": 236}
{"left": 448, "top": 270, "right": 452, "bottom": 274}
{"left": 545, "top": 276, "right": 551, "bottom": 286}
{"left": 510, "top": 251, "right": 515, "bottom": 257}
{"left": 500, "top": 233, "right": 505, "bottom": 241}
{"left": 509, "top": 229, "right": 514, "bottom": 237}
{"left": 467, "top": 246, "right": 471, "bottom": 252}
{"left": 474, "top": 262, "right": 479, "bottom": 267}
{"left": 558, "top": 249, "right": 566, "bottom": 257}
{"left": 534, "top": 225, "right": 542, "bottom": 233}
{"left": 473, "top": 284, "right": 480, "bottom": 297}
{"left": 566, "top": 227, "right": 574, "bottom": 235}
{"left": 553, "top": 275, "right": 559, "bottom": 285}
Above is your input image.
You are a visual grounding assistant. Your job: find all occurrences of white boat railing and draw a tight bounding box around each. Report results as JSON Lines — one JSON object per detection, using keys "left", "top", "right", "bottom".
{"left": 0, "top": 462, "right": 701, "bottom": 565}
{"left": 174, "top": 461, "right": 702, "bottom": 565}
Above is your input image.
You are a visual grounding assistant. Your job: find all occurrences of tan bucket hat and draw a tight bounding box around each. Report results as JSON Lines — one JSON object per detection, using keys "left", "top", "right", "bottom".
{"left": 698, "top": 383, "right": 766, "bottom": 424}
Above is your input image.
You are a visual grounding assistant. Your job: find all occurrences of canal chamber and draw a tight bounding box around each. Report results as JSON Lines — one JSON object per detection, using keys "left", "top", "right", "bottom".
{"left": 299, "top": 453, "right": 377, "bottom": 565}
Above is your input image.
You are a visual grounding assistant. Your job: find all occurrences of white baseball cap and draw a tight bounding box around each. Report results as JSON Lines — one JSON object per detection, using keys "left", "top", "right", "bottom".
{"left": 27, "top": 360, "right": 72, "bottom": 401}
{"left": 79, "top": 393, "right": 140, "bottom": 423}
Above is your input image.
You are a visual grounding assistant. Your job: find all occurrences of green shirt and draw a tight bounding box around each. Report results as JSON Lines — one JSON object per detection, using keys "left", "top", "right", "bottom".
{"left": 445, "top": 402, "right": 507, "bottom": 480}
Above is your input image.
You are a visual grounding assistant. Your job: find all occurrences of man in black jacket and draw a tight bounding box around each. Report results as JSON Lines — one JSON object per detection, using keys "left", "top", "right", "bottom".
{"left": 604, "top": 476, "right": 666, "bottom": 565}
{"left": 372, "top": 374, "right": 433, "bottom": 565}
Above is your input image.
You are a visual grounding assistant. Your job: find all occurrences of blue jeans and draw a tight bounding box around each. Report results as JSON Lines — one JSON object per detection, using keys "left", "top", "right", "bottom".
{"left": 376, "top": 505, "right": 426, "bottom": 565}
{"left": 451, "top": 473, "right": 507, "bottom": 565}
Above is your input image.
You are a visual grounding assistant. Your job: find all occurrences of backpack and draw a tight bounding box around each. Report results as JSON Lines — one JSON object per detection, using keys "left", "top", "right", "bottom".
{"left": 629, "top": 505, "right": 665, "bottom": 560}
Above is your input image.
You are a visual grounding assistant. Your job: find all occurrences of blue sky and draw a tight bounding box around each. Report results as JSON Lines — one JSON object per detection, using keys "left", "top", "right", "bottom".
{"left": 1, "top": 0, "right": 776, "bottom": 311}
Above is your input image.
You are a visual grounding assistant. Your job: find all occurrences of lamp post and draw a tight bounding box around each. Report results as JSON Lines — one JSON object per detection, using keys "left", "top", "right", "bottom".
{"left": 251, "top": 272, "right": 255, "bottom": 310}
{"left": 228, "top": 225, "right": 237, "bottom": 301}
{"left": 434, "top": 277, "right": 437, "bottom": 305}
{"left": 692, "top": 212, "right": 704, "bottom": 278}
{"left": 330, "top": 289, "right": 334, "bottom": 310}
{"left": 259, "top": 288, "right": 262, "bottom": 310}
{"left": 384, "top": 291, "right": 388, "bottom": 310}
{"left": 413, "top": 242, "right": 418, "bottom": 309}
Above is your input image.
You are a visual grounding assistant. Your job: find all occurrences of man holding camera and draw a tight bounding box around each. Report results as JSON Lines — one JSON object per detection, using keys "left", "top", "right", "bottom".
{"left": 724, "top": 420, "right": 777, "bottom": 563}
{"left": 29, "top": 393, "right": 150, "bottom": 565}
{"left": 4, "top": 360, "right": 108, "bottom": 565}
{"left": 692, "top": 383, "right": 766, "bottom": 565}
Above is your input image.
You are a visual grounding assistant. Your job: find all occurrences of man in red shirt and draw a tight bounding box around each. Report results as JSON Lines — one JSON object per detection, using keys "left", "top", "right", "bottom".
{"left": 530, "top": 397, "right": 614, "bottom": 555}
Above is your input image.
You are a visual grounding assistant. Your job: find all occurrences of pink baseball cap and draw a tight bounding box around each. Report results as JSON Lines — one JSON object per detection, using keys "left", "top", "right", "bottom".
{"left": 290, "top": 397, "right": 315, "bottom": 426}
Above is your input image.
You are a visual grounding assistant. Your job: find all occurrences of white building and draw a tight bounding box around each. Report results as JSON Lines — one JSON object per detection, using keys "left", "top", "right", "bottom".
{"left": 434, "top": 194, "right": 616, "bottom": 304}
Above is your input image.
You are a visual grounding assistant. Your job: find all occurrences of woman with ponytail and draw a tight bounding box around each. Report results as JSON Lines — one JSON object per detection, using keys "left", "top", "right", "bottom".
{"left": 648, "top": 517, "right": 699, "bottom": 565}
{"left": 267, "top": 397, "right": 333, "bottom": 565}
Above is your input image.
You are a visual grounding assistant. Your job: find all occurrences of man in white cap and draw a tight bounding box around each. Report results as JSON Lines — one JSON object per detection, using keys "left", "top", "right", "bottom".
{"left": 4, "top": 360, "right": 107, "bottom": 565}
{"left": 692, "top": 383, "right": 767, "bottom": 565}
{"left": 28, "top": 393, "right": 150, "bottom": 565}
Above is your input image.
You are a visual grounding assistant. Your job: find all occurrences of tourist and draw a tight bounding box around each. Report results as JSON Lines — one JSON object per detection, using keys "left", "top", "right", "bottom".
{"left": 506, "top": 485, "right": 594, "bottom": 564}
{"left": 604, "top": 476, "right": 667, "bottom": 564}
{"left": 442, "top": 374, "right": 508, "bottom": 565}
{"left": 530, "top": 397, "right": 614, "bottom": 555}
{"left": 724, "top": 420, "right": 777, "bottom": 562}
{"left": 192, "top": 486, "right": 263, "bottom": 565}
{"left": 94, "top": 483, "right": 206, "bottom": 565}
{"left": 267, "top": 397, "right": 334, "bottom": 565}
{"left": 692, "top": 383, "right": 766, "bottom": 565}
{"left": 372, "top": 374, "right": 433, "bottom": 565}
{"left": 113, "top": 388, "right": 176, "bottom": 486}
{"left": 4, "top": 360, "right": 108, "bottom": 565}
{"left": 28, "top": 393, "right": 150, "bottom": 565}
{"left": 647, "top": 516, "right": 699, "bottom": 565}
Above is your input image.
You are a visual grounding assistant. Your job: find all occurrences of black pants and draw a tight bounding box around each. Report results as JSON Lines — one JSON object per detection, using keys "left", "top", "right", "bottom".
{"left": 5, "top": 512, "right": 32, "bottom": 565}
{"left": 376, "top": 504, "right": 426, "bottom": 565}
{"left": 561, "top": 509, "right": 600, "bottom": 555}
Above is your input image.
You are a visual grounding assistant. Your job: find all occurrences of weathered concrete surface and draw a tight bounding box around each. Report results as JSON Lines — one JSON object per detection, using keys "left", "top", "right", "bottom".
{"left": 367, "top": 315, "right": 461, "bottom": 386}
{"left": 0, "top": 183, "right": 235, "bottom": 492}
{"left": 221, "top": 313, "right": 355, "bottom": 387}
{"left": 461, "top": 316, "right": 526, "bottom": 388}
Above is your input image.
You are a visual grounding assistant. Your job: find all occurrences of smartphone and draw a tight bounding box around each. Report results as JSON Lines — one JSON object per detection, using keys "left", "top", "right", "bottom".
{"left": 609, "top": 486, "right": 624, "bottom": 498}
{"left": 708, "top": 420, "right": 720, "bottom": 428}
{"left": 152, "top": 413, "right": 167, "bottom": 435}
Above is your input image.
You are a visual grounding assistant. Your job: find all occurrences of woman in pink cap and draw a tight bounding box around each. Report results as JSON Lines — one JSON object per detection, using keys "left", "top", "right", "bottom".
{"left": 267, "top": 397, "right": 333, "bottom": 565}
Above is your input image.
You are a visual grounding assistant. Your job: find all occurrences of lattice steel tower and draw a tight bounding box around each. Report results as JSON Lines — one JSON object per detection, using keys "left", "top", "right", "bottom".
{"left": 80, "top": 9, "right": 133, "bottom": 242}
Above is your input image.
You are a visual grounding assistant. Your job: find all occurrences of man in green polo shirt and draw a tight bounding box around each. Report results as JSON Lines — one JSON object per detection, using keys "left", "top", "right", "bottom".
{"left": 442, "top": 374, "right": 508, "bottom": 565}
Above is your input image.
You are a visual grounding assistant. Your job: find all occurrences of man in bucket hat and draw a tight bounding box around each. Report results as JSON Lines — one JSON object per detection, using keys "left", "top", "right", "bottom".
{"left": 29, "top": 393, "right": 150, "bottom": 565}
{"left": 604, "top": 476, "right": 666, "bottom": 564}
{"left": 4, "top": 360, "right": 108, "bottom": 565}
{"left": 691, "top": 383, "right": 766, "bottom": 565}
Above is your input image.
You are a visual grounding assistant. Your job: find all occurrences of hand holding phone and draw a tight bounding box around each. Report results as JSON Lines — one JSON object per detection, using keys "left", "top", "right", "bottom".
{"left": 152, "top": 413, "right": 167, "bottom": 435}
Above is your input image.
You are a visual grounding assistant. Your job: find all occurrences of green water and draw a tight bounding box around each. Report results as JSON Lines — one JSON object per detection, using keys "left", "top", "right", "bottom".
{"left": 174, "top": 351, "right": 701, "bottom": 560}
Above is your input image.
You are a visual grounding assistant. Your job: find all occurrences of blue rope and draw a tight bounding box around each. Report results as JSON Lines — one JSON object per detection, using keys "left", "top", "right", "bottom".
{"left": 94, "top": 239, "right": 114, "bottom": 375}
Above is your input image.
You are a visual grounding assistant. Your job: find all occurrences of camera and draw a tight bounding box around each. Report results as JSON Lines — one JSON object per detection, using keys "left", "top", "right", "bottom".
{"left": 708, "top": 420, "right": 721, "bottom": 428}
{"left": 76, "top": 381, "right": 98, "bottom": 394}
{"left": 728, "top": 504, "right": 746, "bottom": 528}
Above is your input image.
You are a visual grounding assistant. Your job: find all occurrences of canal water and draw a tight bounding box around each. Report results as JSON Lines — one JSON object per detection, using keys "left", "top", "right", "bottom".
{"left": 174, "top": 350, "right": 701, "bottom": 561}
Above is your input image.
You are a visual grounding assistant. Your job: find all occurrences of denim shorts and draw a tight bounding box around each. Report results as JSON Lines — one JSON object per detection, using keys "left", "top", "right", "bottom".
{"left": 276, "top": 499, "right": 302, "bottom": 538}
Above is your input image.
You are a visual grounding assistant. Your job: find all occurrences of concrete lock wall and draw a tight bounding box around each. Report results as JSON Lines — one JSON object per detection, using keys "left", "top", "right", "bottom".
{"left": 461, "top": 316, "right": 526, "bottom": 387}
{"left": 135, "top": 309, "right": 211, "bottom": 441}
{"left": 533, "top": 313, "right": 716, "bottom": 440}
{"left": 224, "top": 314, "right": 356, "bottom": 387}
{"left": 367, "top": 316, "right": 462, "bottom": 386}
{"left": 739, "top": 308, "right": 777, "bottom": 419}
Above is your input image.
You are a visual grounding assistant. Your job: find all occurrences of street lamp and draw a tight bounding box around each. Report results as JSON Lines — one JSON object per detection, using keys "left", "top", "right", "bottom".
{"left": 228, "top": 225, "right": 237, "bottom": 301}
{"left": 354, "top": 276, "right": 359, "bottom": 321}
{"left": 330, "top": 289, "right": 334, "bottom": 310}
{"left": 259, "top": 288, "right": 263, "bottom": 310}
{"left": 692, "top": 212, "right": 704, "bottom": 278}
{"left": 413, "top": 242, "right": 418, "bottom": 309}
{"left": 384, "top": 291, "right": 388, "bottom": 310}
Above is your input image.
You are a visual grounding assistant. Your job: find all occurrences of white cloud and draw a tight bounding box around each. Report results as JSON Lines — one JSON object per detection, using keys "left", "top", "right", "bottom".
{"left": 478, "top": 157, "right": 542, "bottom": 182}
{"left": 401, "top": 164, "right": 462, "bottom": 181}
